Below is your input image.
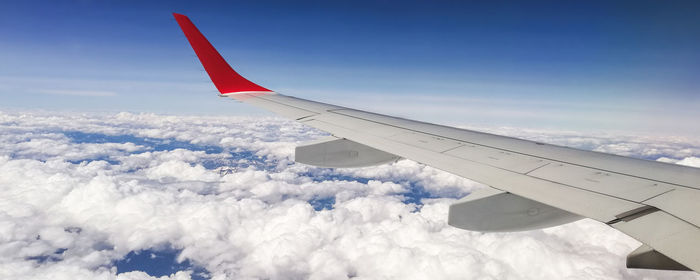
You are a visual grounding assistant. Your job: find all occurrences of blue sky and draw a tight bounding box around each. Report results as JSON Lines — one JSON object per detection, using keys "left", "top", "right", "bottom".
{"left": 1, "top": 1, "right": 699, "bottom": 135}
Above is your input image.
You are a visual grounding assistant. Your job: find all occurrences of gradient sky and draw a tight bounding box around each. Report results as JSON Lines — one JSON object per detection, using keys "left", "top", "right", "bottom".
{"left": 1, "top": 1, "right": 699, "bottom": 136}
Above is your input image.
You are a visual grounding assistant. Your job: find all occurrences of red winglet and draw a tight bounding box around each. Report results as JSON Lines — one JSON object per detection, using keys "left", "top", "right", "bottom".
{"left": 173, "top": 13, "right": 272, "bottom": 94}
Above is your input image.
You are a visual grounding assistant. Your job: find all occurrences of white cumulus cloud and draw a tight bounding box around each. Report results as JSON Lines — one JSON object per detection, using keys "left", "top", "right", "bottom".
{"left": 0, "top": 111, "right": 698, "bottom": 280}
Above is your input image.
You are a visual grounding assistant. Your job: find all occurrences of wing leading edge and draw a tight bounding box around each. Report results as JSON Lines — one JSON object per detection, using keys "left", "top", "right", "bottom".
{"left": 173, "top": 13, "right": 700, "bottom": 273}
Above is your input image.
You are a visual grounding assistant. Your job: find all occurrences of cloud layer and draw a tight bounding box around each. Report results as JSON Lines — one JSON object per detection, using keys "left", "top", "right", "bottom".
{"left": 0, "top": 111, "right": 698, "bottom": 280}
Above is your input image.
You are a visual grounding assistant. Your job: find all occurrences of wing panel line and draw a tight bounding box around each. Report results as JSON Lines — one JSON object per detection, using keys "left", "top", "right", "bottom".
{"left": 327, "top": 109, "right": 700, "bottom": 190}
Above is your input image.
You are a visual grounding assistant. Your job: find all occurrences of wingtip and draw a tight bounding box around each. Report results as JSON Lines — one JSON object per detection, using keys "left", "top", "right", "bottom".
{"left": 172, "top": 13, "right": 191, "bottom": 23}
{"left": 173, "top": 13, "right": 273, "bottom": 94}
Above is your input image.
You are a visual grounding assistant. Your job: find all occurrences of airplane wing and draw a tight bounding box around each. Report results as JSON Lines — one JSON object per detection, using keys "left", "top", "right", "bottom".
{"left": 173, "top": 13, "right": 700, "bottom": 272}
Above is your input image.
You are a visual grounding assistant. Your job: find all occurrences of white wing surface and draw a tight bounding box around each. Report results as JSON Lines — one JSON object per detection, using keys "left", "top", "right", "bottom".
{"left": 174, "top": 13, "right": 700, "bottom": 272}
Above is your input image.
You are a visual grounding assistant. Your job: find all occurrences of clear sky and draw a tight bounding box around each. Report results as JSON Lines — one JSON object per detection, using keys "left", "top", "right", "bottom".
{"left": 1, "top": 0, "right": 699, "bottom": 136}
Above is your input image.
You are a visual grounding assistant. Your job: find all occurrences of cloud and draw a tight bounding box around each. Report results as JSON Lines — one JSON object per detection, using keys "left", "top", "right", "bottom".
{"left": 459, "top": 125, "right": 700, "bottom": 160}
{"left": 0, "top": 111, "right": 698, "bottom": 279}
{"left": 36, "top": 89, "right": 117, "bottom": 97}
{"left": 675, "top": 157, "right": 700, "bottom": 168}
